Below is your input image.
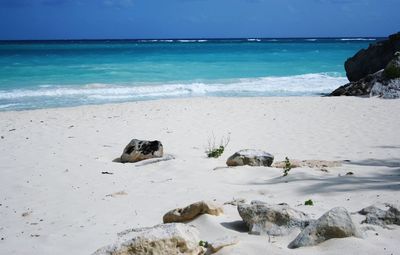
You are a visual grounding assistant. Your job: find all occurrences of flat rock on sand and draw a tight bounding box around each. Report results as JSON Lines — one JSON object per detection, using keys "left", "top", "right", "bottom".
{"left": 92, "top": 223, "right": 205, "bottom": 255}
{"left": 272, "top": 159, "right": 342, "bottom": 169}
{"left": 163, "top": 201, "right": 223, "bottom": 223}
{"left": 238, "top": 200, "right": 312, "bottom": 236}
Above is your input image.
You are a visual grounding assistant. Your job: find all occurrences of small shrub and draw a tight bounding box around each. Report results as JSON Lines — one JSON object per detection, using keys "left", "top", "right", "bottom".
{"left": 207, "top": 145, "right": 225, "bottom": 158}
{"left": 283, "top": 157, "right": 292, "bottom": 176}
{"left": 199, "top": 240, "right": 209, "bottom": 248}
{"left": 304, "top": 199, "right": 314, "bottom": 206}
{"left": 384, "top": 62, "right": 400, "bottom": 79}
{"left": 205, "top": 133, "right": 230, "bottom": 158}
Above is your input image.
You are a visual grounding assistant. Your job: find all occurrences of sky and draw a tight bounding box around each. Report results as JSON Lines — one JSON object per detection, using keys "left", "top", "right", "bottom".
{"left": 0, "top": 0, "right": 399, "bottom": 40}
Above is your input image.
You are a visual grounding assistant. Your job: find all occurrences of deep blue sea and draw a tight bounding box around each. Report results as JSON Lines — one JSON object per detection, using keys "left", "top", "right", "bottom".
{"left": 0, "top": 38, "right": 379, "bottom": 110}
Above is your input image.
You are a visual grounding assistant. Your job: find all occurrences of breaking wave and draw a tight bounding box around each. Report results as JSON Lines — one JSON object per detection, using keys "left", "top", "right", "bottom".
{"left": 0, "top": 73, "right": 347, "bottom": 110}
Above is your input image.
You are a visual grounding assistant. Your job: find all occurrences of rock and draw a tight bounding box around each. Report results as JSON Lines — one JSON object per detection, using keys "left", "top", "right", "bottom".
{"left": 237, "top": 201, "right": 312, "bottom": 236}
{"left": 345, "top": 32, "right": 400, "bottom": 82}
{"left": 288, "top": 207, "right": 358, "bottom": 249}
{"left": 163, "top": 201, "right": 224, "bottom": 223}
{"left": 384, "top": 52, "right": 400, "bottom": 79}
{"left": 272, "top": 159, "right": 342, "bottom": 169}
{"left": 92, "top": 223, "right": 205, "bottom": 255}
{"left": 370, "top": 52, "right": 400, "bottom": 98}
{"left": 207, "top": 236, "right": 239, "bottom": 254}
{"left": 358, "top": 203, "right": 400, "bottom": 227}
{"left": 370, "top": 77, "right": 400, "bottom": 98}
{"left": 330, "top": 63, "right": 400, "bottom": 98}
{"left": 226, "top": 150, "right": 274, "bottom": 167}
{"left": 224, "top": 198, "right": 246, "bottom": 206}
{"left": 329, "top": 69, "right": 384, "bottom": 96}
{"left": 330, "top": 33, "right": 400, "bottom": 98}
{"left": 120, "top": 139, "right": 163, "bottom": 163}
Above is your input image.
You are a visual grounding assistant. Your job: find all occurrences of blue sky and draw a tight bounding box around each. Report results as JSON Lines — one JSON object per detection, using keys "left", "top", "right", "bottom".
{"left": 0, "top": 0, "right": 399, "bottom": 40}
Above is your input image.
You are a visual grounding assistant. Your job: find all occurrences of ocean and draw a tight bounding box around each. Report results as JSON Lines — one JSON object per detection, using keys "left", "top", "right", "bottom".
{"left": 0, "top": 38, "right": 379, "bottom": 111}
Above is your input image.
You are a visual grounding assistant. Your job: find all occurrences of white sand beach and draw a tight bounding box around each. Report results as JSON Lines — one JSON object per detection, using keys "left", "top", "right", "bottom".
{"left": 0, "top": 97, "right": 399, "bottom": 254}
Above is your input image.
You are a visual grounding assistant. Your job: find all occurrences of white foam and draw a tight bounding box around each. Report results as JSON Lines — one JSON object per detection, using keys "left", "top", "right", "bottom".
{"left": 0, "top": 73, "right": 347, "bottom": 103}
{"left": 339, "top": 38, "right": 376, "bottom": 41}
{"left": 178, "top": 40, "right": 208, "bottom": 43}
{"left": 0, "top": 103, "right": 20, "bottom": 109}
{"left": 247, "top": 39, "right": 261, "bottom": 42}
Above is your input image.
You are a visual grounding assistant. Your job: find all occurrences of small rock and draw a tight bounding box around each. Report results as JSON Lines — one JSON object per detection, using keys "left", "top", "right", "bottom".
{"left": 288, "top": 207, "right": 359, "bottom": 249}
{"left": 345, "top": 172, "right": 354, "bottom": 176}
{"left": 92, "top": 223, "right": 205, "bottom": 255}
{"left": 21, "top": 211, "right": 32, "bottom": 217}
{"left": 106, "top": 191, "right": 127, "bottom": 198}
{"left": 358, "top": 203, "right": 400, "bottom": 226}
{"left": 120, "top": 139, "right": 163, "bottom": 163}
{"left": 226, "top": 150, "right": 274, "bottom": 167}
{"left": 224, "top": 198, "right": 246, "bottom": 206}
{"left": 163, "top": 201, "right": 223, "bottom": 223}
{"left": 238, "top": 201, "right": 312, "bottom": 236}
{"left": 207, "top": 236, "right": 239, "bottom": 254}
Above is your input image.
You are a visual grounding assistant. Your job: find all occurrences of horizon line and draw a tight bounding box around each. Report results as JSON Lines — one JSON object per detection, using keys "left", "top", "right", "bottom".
{"left": 0, "top": 36, "right": 386, "bottom": 42}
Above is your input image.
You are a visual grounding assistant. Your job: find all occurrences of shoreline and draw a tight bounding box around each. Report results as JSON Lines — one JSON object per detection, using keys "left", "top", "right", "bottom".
{"left": 0, "top": 94, "right": 371, "bottom": 113}
{"left": 0, "top": 96, "right": 399, "bottom": 254}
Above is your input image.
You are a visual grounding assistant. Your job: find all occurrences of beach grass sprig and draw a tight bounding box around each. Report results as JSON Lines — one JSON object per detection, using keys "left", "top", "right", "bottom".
{"left": 205, "top": 133, "right": 230, "bottom": 158}
{"left": 283, "top": 157, "right": 292, "bottom": 176}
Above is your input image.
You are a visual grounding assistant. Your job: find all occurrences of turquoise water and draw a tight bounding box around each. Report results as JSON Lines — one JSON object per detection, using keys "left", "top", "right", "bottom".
{"left": 0, "top": 38, "right": 378, "bottom": 110}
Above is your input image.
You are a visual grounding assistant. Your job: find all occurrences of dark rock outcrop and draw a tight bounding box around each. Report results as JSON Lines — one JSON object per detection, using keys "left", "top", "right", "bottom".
{"left": 330, "top": 52, "right": 400, "bottom": 98}
{"left": 345, "top": 32, "right": 400, "bottom": 82}
{"left": 329, "top": 70, "right": 384, "bottom": 96}
{"left": 120, "top": 139, "right": 163, "bottom": 163}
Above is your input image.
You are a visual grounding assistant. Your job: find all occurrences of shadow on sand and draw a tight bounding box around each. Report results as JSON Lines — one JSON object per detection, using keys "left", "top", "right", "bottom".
{"left": 220, "top": 221, "right": 249, "bottom": 233}
{"left": 246, "top": 158, "right": 400, "bottom": 194}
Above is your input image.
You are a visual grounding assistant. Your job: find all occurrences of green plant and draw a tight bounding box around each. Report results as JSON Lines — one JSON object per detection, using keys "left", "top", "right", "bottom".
{"left": 304, "top": 199, "right": 314, "bottom": 206}
{"left": 199, "top": 240, "right": 209, "bottom": 248}
{"left": 283, "top": 157, "right": 292, "bottom": 176}
{"left": 205, "top": 133, "right": 230, "bottom": 158}
{"left": 207, "top": 145, "right": 225, "bottom": 158}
